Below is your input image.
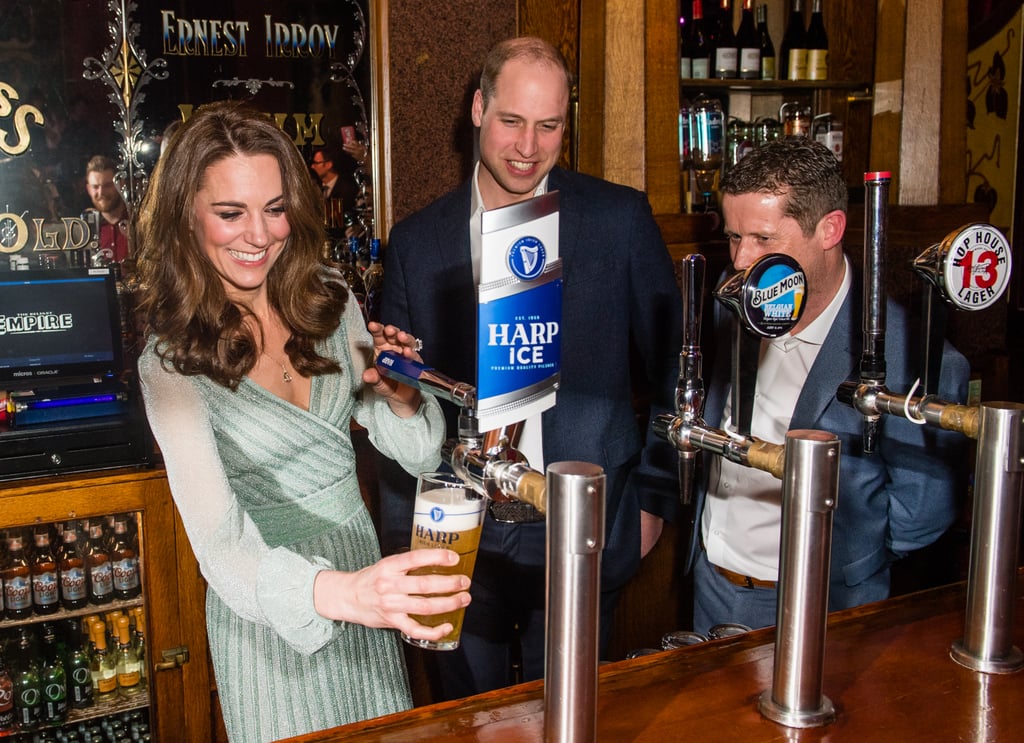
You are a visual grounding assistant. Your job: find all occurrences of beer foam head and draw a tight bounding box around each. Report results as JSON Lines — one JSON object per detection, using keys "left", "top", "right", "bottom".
{"left": 412, "top": 487, "right": 484, "bottom": 531}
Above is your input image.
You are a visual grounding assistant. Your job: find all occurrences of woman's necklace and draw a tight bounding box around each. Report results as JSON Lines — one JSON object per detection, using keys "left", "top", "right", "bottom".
{"left": 264, "top": 351, "right": 293, "bottom": 383}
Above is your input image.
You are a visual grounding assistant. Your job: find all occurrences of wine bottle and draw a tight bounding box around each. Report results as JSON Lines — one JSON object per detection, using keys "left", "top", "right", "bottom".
{"left": 40, "top": 622, "right": 68, "bottom": 724}
{"left": 63, "top": 618, "right": 95, "bottom": 709}
{"left": 690, "top": 1, "right": 711, "bottom": 79}
{"left": 712, "top": 0, "right": 738, "bottom": 79}
{"left": 757, "top": 3, "right": 776, "bottom": 80}
{"left": 114, "top": 616, "right": 142, "bottom": 695}
{"left": 780, "top": 0, "right": 808, "bottom": 81}
{"left": 736, "top": 0, "right": 760, "bottom": 80}
{"left": 88, "top": 620, "right": 118, "bottom": 700}
{"left": 806, "top": 0, "right": 829, "bottom": 81}
{"left": 12, "top": 628, "right": 42, "bottom": 729}
{"left": 679, "top": 15, "right": 693, "bottom": 80}
{"left": 0, "top": 646, "right": 13, "bottom": 734}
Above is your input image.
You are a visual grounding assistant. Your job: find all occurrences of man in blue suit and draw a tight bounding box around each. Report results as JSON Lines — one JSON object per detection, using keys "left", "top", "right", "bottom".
{"left": 380, "top": 36, "right": 682, "bottom": 698}
{"left": 690, "top": 138, "right": 970, "bottom": 634}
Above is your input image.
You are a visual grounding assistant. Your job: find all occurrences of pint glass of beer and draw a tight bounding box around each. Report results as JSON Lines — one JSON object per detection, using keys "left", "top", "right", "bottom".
{"left": 402, "top": 472, "right": 485, "bottom": 651}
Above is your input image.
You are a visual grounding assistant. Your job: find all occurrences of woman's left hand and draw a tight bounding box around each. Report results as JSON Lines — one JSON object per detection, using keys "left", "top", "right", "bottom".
{"left": 363, "top": 321, "right": 424, "bottom": 417}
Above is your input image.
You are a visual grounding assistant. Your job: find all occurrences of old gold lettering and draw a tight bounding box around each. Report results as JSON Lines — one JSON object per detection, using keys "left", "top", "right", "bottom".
{"left": 264, "top": 15, "right": 340, "bottom": 59}
{"left": 162, "top": 11, "right": 249, "bottom": 56}
{"left": 0, "top": 81, "right": 44, "bottom": 156}
{"left": 0, "top": 212, "right": 30, "bottom": 253}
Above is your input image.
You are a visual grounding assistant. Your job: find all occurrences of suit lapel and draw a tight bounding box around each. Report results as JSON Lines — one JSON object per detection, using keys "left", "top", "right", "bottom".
{"left": 433, "top": 180, "right": 474, "bottom": 283}
{"left": 790, "top": 287, "right": 859, "bottom": 430}
{"left": 548, "top": 169, "right": 582, "bottom": 272}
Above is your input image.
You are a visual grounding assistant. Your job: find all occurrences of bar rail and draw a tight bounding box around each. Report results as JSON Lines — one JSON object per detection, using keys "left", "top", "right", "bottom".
{"left": 283, "top": 572, "right": 1024, "bottom": 742}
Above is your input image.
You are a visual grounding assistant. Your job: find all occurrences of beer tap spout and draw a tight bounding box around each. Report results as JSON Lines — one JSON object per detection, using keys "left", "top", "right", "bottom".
{"left": 376, "top": 351, "right": 546, "bottom": 512}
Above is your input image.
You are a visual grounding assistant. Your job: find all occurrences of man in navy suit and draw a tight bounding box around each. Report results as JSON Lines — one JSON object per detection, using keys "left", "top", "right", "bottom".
{"left": 690, "top": 138, "right": 970, "bottom": 634}
{"left": 380, "top": 36, "right": 682, "bottom": 698}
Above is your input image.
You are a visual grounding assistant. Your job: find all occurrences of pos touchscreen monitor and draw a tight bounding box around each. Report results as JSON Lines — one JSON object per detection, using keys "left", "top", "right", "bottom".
{"left": 0, "top": 267, "right": 124, "bottom": 387}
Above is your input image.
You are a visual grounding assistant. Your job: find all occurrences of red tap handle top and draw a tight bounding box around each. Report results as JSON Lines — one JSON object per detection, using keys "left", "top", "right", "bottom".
{"left": 864, "top": 171, "right": 892, "bottom": 182}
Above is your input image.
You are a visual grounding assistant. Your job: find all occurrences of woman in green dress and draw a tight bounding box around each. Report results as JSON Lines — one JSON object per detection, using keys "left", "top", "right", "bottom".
{"left": 134, "top": 101, "right": 470, "bottom": 742}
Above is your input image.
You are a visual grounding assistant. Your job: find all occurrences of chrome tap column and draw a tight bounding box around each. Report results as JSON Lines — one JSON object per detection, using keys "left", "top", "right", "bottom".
{"left": 544, "top": 462, "right": 605, "bottom": 743}
{"left": 758, "top": 430, "right": 841, "bottom": 727}
{"left": 950, "top": 402, "right": 1024, "bottom": 674}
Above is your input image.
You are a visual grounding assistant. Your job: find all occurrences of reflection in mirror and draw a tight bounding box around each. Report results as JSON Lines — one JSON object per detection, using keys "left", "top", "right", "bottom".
{"left": 0, "top": 0, "right": 374, "bottom": 268}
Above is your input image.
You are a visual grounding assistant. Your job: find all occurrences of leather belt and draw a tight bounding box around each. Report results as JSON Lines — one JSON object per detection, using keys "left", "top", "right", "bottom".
{"left": 488, "top": 499, "right": 545, "bottom": 524}
{"left": 714, "top": 564, "right": 776, "bottom": 590}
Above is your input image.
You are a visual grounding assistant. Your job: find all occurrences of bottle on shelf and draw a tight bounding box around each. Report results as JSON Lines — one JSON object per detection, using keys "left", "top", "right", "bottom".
{"left": 736, "top": 0, "right": 760, "bottom": 80}
{"left": 805, "top": 0, "right": 829, "bottom": 80}
{"left": 679, "top": 15, "right": 694, "bottom": 80}
{"left": 757, "top": 3, "right": 776, "bottom": 80}
{"left": 780, "top": 0, "right": 808, "bottom": 81}
{"left": 58, "top": 521, "right": 89, "bottom": 611}
{"left": 679, "top": 93, "right": 693, "bottom": 212}
{"left": 63, "top": 618, "right": 95, "bottom": 710}
{"left": 362, "top": 238, "right": 385, "bottom": 325}
{"left": 688, "top": 94, "right": 725, "bottom": 212}
{"left": 114, "top": 616, "right": 142, "bottom": 696}
{"left": 84, "top": 520, "right": 114, "bottom": 606}
{"left": 12, "top": 627, "right": 42, "bottom": 730}
{"left": 690, "top": 1, "right": 711, "bottom": 79}
{"left": 88, "top": 619, "right": 118, "bottom": 700}
{"left": 711, "top": 0, "right": 738, "bottom": 79}
{"left": 31, "top": 527, "right": 60, "bottom": 616}
{"left": 0, "top": 645, "right": 14, "bottom": 734}
{"left": 130, "top": 606, "right": 147, "bottom": 687}
{"left": 40, "top": 622, "right": 69, "bottom": 725}
{"left": 2, "top": 531, "right": 33, "bottom": 620}
{"left": 339, "top": 236, "right": 366, "bottom": 312}
{"left": 110, "top": 514, "right": 141, "bottom": 601}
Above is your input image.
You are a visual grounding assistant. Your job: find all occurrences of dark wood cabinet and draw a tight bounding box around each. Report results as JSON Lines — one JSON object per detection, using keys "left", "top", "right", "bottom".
{"left": 0, "top": 468, "right": 212, "bottom": 742}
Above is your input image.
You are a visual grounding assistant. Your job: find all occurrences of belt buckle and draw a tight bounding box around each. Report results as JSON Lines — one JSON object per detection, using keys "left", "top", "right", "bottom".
{"left": 487, "top": 499, "right": 545, "bottom": 524}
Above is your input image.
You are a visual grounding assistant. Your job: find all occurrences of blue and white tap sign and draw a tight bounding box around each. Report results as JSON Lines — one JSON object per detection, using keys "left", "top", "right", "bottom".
{"left": 476, "top": 191, "right": 562, "bottom": 432}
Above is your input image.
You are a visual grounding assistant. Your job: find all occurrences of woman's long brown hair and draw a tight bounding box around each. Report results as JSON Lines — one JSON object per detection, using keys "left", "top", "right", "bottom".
{"left": 134, "top": 101, "right": 347, "bottom": 389}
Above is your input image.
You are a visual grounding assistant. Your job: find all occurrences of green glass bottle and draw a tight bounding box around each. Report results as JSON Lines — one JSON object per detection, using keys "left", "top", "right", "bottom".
{"left": 40, "top": 622, "right": 68, "bottom": 724}
{"left": 0, "top": 645, "right": 14, "bottom": 734}
{"left": 12, "top": 627, "right": 42, "bottom": 730}
{"left": 64, "top": 618, "right": 94, "bottom": 709}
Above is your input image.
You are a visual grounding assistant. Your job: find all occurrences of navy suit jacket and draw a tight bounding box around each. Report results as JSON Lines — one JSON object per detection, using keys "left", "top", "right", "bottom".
{"left": 691, "top": 274, "right": 970, "bottom": 610}
{"left": 380, "top": 166, "right": 683, "bottom": 591}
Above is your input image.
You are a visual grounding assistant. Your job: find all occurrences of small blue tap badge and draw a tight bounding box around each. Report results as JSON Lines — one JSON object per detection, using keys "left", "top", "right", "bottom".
{"left": 507, "top": 236, "right": 547, "bottom": 281}
{"left": 741, "top": 255, "right": 806, "bottom": 337}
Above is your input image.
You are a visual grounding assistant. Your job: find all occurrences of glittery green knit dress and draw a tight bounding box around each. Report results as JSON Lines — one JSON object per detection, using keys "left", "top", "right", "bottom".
{"left": 138, "top": 303, "right": 444, "bottom": 743}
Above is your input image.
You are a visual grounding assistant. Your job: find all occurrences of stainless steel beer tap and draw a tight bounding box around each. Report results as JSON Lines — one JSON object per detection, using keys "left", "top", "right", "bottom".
{"left": 844, "top": 171, "right": 891, "bottom": 454}
{"left": 375, "top": 350, "right": 546, "bottom": 514}
{"left": 656, "top": 253, "right": 839, "bottom": 728}
{"left": 675, "top": 253, "right": 707, "bottom": 507}
{"left": 833, "top": 172, "right": 1020, "bottom": 674}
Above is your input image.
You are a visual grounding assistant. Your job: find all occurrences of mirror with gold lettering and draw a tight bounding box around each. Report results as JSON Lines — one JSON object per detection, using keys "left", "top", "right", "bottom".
{"left": 0, "top": 0, "right": 375, "bottom": 266}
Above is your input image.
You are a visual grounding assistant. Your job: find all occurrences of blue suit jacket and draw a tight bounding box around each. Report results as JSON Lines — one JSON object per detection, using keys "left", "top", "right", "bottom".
{"left": 380, "top": 167, "right": 683, "bottom": 591}
{"left": 691, "top": 275, "right": 970, "bottom": 610}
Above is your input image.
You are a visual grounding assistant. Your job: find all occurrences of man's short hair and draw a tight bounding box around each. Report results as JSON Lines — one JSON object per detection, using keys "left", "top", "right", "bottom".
{"left": 479, "top": 36, "right": 574, "bottom": 111}
{"left": 721, "top": 137, "right": 848, "bottom": 237}
{"left": 86, "top": 154, "right": 117, "bottom": 176}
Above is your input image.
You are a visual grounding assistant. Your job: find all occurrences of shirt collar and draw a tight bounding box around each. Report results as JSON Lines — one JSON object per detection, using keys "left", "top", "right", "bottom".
{"left": 773, "top": 255, "right": 851, "bottom": 351}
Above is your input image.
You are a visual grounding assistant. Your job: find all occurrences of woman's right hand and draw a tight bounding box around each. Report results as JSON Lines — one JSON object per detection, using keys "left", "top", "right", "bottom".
{"left": 312, "top": 549, "right": 471, "bottom": 641}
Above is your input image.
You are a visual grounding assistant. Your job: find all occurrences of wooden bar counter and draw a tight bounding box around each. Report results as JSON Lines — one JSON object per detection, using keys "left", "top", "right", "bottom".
{"left": 285, "top": 572, "right": 1023, "bottom": 742}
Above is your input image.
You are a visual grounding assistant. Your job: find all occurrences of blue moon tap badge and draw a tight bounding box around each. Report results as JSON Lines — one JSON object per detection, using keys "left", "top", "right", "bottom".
{"left": 715, "top": 254, "right": 806, "bottom": 338}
